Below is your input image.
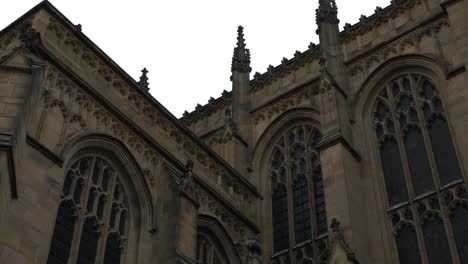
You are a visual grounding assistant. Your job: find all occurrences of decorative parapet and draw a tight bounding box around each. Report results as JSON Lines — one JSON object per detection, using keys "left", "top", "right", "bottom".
{"left": 251, "top": 80, "right": 319, "bottom": 125}
{"left": 250, "top": 43, "right": 321, "bottom": 91}
{"left": 14, "top": 1, "right": 262, "bottom": 216}
{"left": 340, "top": 0, "right": 422, "bottom": 43}
{"left": 346, "top": 16, "right": 450, "bottom": 76}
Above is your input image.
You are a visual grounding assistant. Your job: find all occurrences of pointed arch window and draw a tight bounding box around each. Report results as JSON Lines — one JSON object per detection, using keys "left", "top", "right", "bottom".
{"left": 271, "top": 125, "right": 328, "bottom": 263}
{"left": 47, "top": 156, "right": 129, "bottom": 264}
{"left": 372, "top": 74, "right": 467, "bottom": 264}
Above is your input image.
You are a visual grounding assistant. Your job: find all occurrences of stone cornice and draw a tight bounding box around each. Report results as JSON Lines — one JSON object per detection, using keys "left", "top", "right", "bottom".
{"left": 316, "top": 132, "right": 362, "bottom": 162}
{"left": 251, "top": 78, "right": 320, "bottom": 125}
{"left": 340, "top": 0, "right": 422, "bottom": 43}
{"left": 18, "top": 2, "right": 260, "bottom": 199}
{"left": 180, "top": 0, "right": 427, "bottom": 124}
{"left": 346, "top": 14, "right": 450, "bottom": 77}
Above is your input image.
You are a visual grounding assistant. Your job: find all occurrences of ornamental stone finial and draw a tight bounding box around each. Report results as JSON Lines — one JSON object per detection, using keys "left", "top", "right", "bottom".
{"left": 138, "top": 67, "right": 149, "bottom": 92}
{"left": 316, "top": 0, "right": 339, "bottom": 31}
{"left": 231, "top": 26, "right": 251, "bottom": 73}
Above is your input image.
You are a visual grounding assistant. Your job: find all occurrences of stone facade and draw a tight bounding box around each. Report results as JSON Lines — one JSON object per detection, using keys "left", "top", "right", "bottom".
{"left": 0, "top": 0, "right": 467, "bottom": 263}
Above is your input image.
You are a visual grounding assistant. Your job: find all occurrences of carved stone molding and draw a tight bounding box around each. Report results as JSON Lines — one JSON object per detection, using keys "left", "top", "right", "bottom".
{"left": 42, "top": 16, "right": 259, "bottom": 205}
{"left": 193, "top": 183, "right": 258, "bottom": 261}
{"left": 252, "top": 85, "right": 317, "bottom": 125}
{"left": 341, "top": 0, "right": 422, "bottom": 43}
{"left": 347, "top": 17, "right": 450, "bottom": 77}
{"left": 39, "top": 65, "right": 162, "bottom": 187}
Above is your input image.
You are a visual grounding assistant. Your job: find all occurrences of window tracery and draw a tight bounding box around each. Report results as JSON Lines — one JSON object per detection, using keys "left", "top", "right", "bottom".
{"left": 47, "top": 156, "right": 129, "bottom": 264}
{"left": 196, "top": 233, "right": 230, "bottom": 264}
{"left": 372, "top": 74, "right": 467, "bottom": 264}
{"left": 270, "top": 125, "right": 328, "bottom": 263}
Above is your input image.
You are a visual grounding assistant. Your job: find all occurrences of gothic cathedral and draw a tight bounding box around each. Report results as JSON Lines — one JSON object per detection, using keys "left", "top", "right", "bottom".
{"left": 1, "top": 0, "right": 468, "bottom": 263}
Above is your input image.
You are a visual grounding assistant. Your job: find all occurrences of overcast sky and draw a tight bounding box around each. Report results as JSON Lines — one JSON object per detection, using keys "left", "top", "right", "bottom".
{"left": 2, "top": 0, "right": 391, "bottom": 117}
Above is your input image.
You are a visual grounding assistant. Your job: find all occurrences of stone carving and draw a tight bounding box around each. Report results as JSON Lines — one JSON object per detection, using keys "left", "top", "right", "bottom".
{"left": 44, "top": 17, "right": 259, "bottom": 208}
{"left": 138, "top": 67, "right": 150, "bottom": 92}
{"left": 341, "top": 0, "right": 422, "bottom": 43}
{"left": 252, "top": 85, "right": 317, "bottom": 125}
{"left": 316, "top": 0, "right": 339, "bottom": 33}
{"left": 232, "top": 26, "right": 251, "bottom": 73}
{"left": 39, "top": 65, "right": 162, "bottom": 189}
{"left": 193, "top": 184, "right": 256, "bottom": 247}
{"left": 329, "top": 218, "right": 359, "bottom": 263}
{"left": 347, "top": 17, "right": 450, "bottom": 77}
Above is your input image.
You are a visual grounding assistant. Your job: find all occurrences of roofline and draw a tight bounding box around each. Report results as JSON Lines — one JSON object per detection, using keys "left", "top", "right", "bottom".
{"left": 1, "top": 0, "right": 260, "bottom": 197}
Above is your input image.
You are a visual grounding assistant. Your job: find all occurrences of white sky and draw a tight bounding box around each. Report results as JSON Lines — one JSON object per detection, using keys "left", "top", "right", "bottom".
{"left": 2, "top": 0, "right": 391, "bottom": 117}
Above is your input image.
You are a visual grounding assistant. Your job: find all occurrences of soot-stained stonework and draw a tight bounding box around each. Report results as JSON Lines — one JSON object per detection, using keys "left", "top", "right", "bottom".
{"left": 0, "top": 0, "right": 467, "bottom": 263}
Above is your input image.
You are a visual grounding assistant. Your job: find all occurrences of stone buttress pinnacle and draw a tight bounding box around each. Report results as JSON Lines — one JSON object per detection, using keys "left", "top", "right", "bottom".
{"left": 316, "top": 0, "right": 339, "bottom": 28}
{"left": 231, "top": 26, "right": 251, "bottom": 73}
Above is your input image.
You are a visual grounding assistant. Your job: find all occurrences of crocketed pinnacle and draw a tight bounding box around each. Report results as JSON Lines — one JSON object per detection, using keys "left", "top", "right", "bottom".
{"left": 316, "top": 0, "right": 339, "bottom": 27}
{"left": 138, "top": 68, "right": 149, "bottom": 92}
{"left": 231, "top": 26, "right": 251, "bottom": 73}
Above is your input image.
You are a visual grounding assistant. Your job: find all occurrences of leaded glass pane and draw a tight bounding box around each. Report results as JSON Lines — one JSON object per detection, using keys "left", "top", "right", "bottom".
{"left": 272, "top": 185, "right": 289, "bottom": 252}
{"left": 423, "top": 215, "right": 452, "bottom": 264}
{"left": 395, "top": 225, "right": 422, "bottom": 264}
{"left": 428, "top": 118, "right": 463, "bottom": 186}
{"left": 76, "top": 218, "right": 99, "bottom": 264}
{"left": 380, "top": 139, "right": 408, "bottom": 205}
{"left": 451, "top": 206, "right": 468, "bottom": 264}
{"left": 374, "top": 75, "right": 466, "bottom": 264}
{"left": 47, "top": 201, "right": 76, "bottom": 264}
{"left": 293, "top": 176, "right": 312, "bottom": 244}
{"left": 314, "top": 169, "right": 327, "bottom": 235}
{"left": 47, "top": 157, "right": 129, "bottom": 264}
{"left": 104, "top": 233, "right": 122, "bottom": 264}
{"left": 271, "top": 126, "right": 327, "bottom": 259}
{"left": 403, "top": 128, "right": 434, "bottom": 195}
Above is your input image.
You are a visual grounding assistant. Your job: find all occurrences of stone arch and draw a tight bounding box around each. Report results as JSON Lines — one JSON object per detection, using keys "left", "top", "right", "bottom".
{"left": 197, "top": 214, "right": 242, "bottom": 264}
{"left": 51, "top": 132, "right": 157, "bottom": 264}
{"left": 251, "top": 108, "right": 323, "bottom": 261}
{"left": 352, "top": 55, "right": 467, "bottom": 263}
{"left": 60, "top": 132, "right": 156, "bottom": 232}
{"left": 352, "top": 54, "right": 450, "bottom": 122}
{"left": 252, "top": 107, "right": 321, "bottom": 191}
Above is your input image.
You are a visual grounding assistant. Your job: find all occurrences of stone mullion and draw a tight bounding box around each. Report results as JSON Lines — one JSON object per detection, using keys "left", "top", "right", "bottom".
{"left": 386, "top": 83, "right": 430, "bottom": 264}
{"left": 95, "top": 172, "right": 118, "bottom": 264}
{"left": 410, "top": 75, "right": 461, "bottom": 263}
{"left": 284, "top": 135, "right": 294, "bottom": 264}
{"left": 304, "top": 128, "right": 320, "bottom": 262}
{"left": 68, "top": 156, "right": 97, "bottom": 264}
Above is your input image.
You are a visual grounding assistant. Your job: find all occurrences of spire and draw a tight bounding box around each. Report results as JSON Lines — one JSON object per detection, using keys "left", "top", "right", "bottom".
{"left": 138, "top": 68, "right": 149, "bottom": 92}
{"left": 231, "top": 26, "right": 251, "bottom": 73}
{"left": 316, "top": 0, "right": 339, "bottom": 32}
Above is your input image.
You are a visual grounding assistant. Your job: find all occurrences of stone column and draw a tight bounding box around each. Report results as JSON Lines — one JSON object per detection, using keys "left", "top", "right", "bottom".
{"left": 175, "top": 161, "right": 200, "bottom": 264}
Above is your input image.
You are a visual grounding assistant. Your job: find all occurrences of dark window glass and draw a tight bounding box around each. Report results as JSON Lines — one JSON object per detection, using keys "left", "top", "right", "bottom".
{"left": 272, "top": 185, "right": 289, "bottom": 253}
{"left": 428, "top": 118, "right": 463, "bottom": 186}
{"left": 76, "top": 218, "right": 99, "bottom": 264}
{"left": 451, "top": 206, "right": 468, "bottom": 264}
{"left": 404, "top": 128, "right": 434, "bottom": 195}
{"left": 422, "top": 216, "right": 452, "bottom": 264}
{"left": 395, "top": 225, "right": 422, "bottom": 264}
{"left": 293, "top": 176, "right": 312, "bottom": 244}
{"left": 313, "top": 168, "right": 327, "bottom": 235}
{"left": 47, "top": 201, "right": 76, "bottom": 264}
{"left": 380, "top": 139, "right": 408, "bottom": 205}
{"left": 104, "top": 233, "right": 122, "bottom": 264}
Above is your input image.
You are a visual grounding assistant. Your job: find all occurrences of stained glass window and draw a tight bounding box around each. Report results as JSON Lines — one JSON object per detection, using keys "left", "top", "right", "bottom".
{"left": 373, "top": 74, "right": 465, "bottom": 264}
{"left": 270, "top": 125, "right": 328, "bottom": 262}
{"left": 47, "top": 157, "right": 129, "bottom": 264}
